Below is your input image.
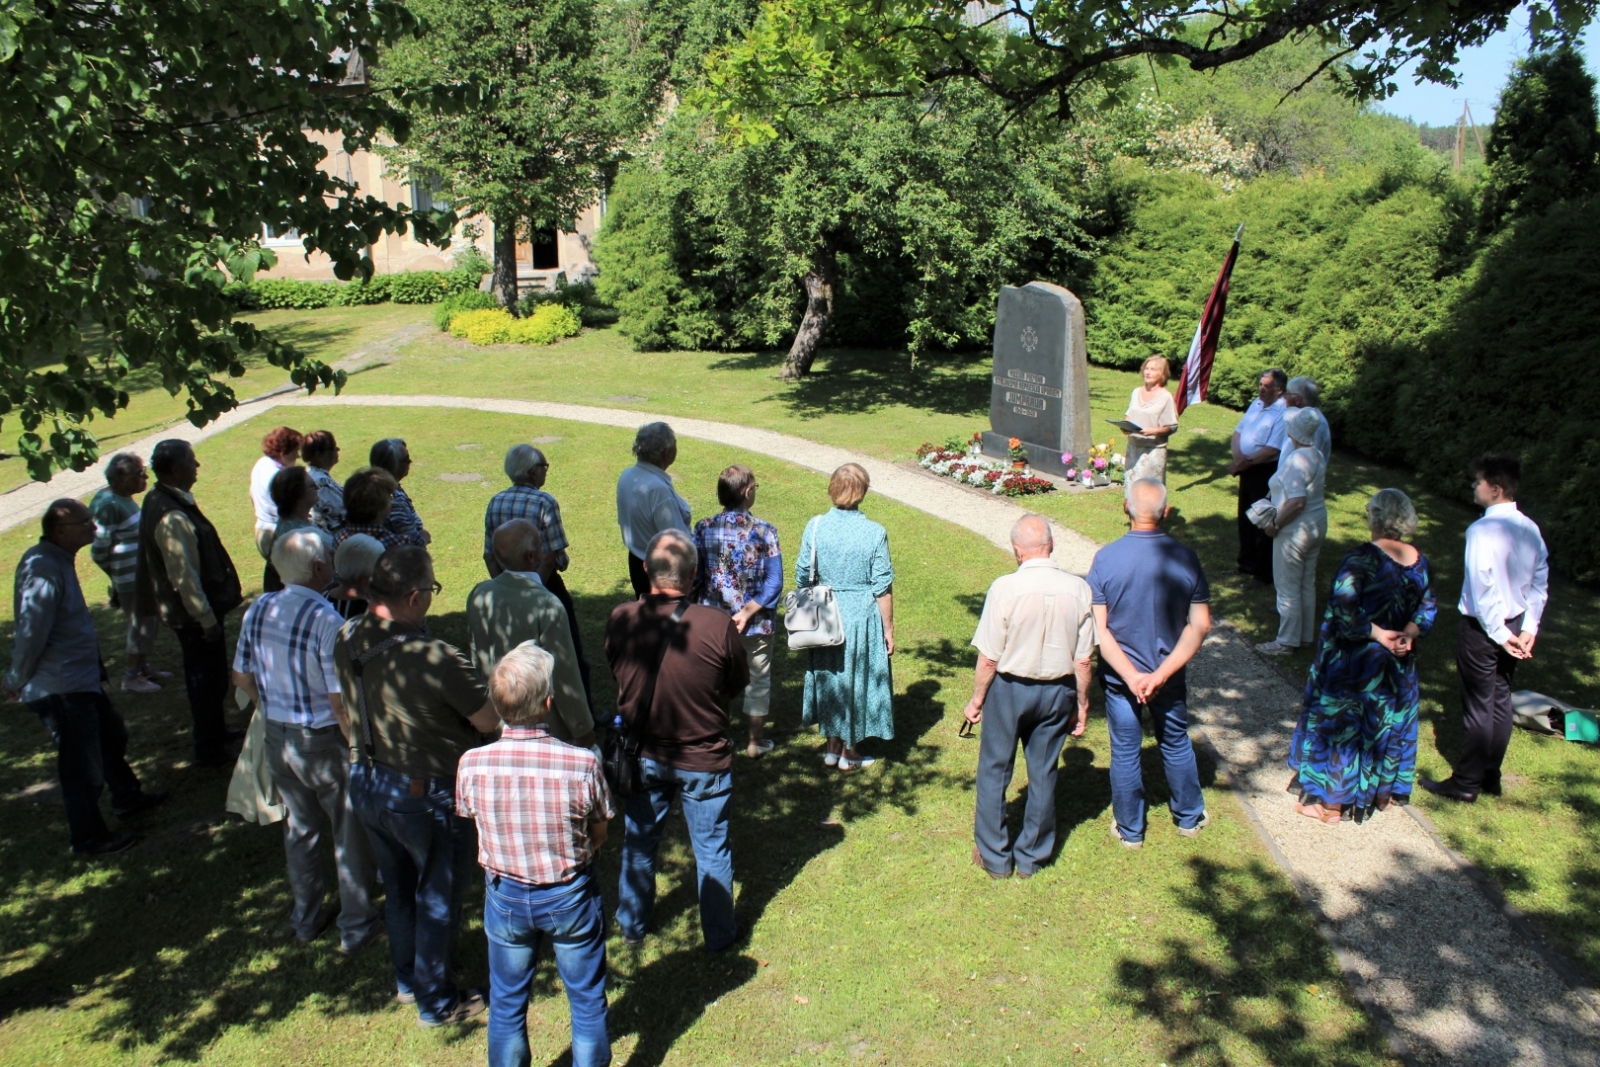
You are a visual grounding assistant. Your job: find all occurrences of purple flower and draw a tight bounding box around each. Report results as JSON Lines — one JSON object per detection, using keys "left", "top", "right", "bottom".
{"left": 1061, "top": 452, "right": 1073, "bottom": 465}
{"left": 1065, "top": 468, "right": 1078, "bottom": 479}
{"left": 1093, "top": 457, "right": 1107, "bottom": 470}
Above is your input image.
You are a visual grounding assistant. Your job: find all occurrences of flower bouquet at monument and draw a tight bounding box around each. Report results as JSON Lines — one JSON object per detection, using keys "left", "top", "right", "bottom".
{"left": 916, "top": 438, "right": 1055, "bottom": 498}
{"left": 1007, "top": 437, "right": 1028, "bottom": 467}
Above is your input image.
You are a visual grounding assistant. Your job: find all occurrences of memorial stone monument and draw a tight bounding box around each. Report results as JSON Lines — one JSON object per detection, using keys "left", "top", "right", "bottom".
{"left": 980, "top": 281, "right": 1092, "bottom": 478}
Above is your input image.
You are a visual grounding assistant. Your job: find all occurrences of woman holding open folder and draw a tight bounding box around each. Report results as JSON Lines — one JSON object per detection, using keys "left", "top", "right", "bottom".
{"left": 1124, "top": 355, "right": 1179, "bottom": 486}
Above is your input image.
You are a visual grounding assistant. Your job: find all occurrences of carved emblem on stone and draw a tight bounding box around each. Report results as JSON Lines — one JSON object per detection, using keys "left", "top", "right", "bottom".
{"left": 1021, "top": 326, "right": 1039, "bottom": 352}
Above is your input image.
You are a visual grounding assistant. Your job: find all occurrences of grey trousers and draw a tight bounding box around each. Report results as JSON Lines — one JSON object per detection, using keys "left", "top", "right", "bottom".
{"left": 264, "top": 718, "right": 381, "bottom": 948}
{"left": 973, "top": 674, "right": 1074, "bottom": 876}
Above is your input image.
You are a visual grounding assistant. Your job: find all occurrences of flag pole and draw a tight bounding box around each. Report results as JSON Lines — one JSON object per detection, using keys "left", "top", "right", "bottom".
{"left": 1175, "top": 225, "right": 1243, "bottom": 416}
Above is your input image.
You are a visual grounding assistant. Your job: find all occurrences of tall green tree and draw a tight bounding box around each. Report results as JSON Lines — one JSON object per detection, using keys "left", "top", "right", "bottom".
{"left": 701, "top": 0, "right": 1597, "bottom": 134}
{"left": 1479, "top": 46, "right": 1600, "bottom": 231}
{"left": 0, "top": 0, "right": 453, "bottom": 478}
{"left": 378, "top": 0, "right": 615, "bottom": 311}
{"left": 595, "top": 87, "right": 1096, "bottom": 376}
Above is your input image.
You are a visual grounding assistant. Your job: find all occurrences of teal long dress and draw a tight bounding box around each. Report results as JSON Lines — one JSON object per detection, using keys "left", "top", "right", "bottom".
{"left": 796, "top": 508, "right": 895, "bottom": 746}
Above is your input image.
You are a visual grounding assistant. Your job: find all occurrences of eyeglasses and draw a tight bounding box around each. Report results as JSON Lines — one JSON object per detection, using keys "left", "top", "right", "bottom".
{"left": 411, "top": 581, "right": 442, "bottom": 597}
{"left": 57, "top": 518, "right": 94, "bottom": 528}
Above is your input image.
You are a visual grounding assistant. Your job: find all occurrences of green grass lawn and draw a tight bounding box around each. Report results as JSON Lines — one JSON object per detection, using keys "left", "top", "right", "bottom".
{"left": 348, "top": 316, "right": 1600, "bottom": 982}
{"left": 0, "top": 409, "right": 1393, "bottom": 1066}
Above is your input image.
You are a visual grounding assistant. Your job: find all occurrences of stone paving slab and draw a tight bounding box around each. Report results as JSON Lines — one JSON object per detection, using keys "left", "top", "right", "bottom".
{"left": 1, "top": 383, "right": 1595, "bottom": 1064}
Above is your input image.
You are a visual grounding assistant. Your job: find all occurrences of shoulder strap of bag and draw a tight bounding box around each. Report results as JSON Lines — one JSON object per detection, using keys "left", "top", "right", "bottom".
{"left": 341, "top": 621, "right": 418, "bottom": 765}
{"left": 805, "top": 517, "right": 820, "bottom": 588}
{"left": 626, "top": 599, "right": 689, "bottom": 753}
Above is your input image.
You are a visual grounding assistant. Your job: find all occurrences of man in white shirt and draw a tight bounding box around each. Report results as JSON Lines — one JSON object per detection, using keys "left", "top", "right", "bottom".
{"left": 1423, "top": 454, "right": 1550, "bottom": 804}
{"left": 1279, "top": 376, "right": 1332, "bottom": 467}
{"left": 615, "top": 422, "right": 691, "bottom": 597}
{"left": 963, "top": 515, "right": 1095, "bottom": 878}
{"left": 1226, "top": 369, "right": 1287, "bottom": 583}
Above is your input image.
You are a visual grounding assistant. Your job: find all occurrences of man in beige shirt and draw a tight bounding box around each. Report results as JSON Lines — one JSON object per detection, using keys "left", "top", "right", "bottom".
{"left": 963, "top": 514, "right": 1095, "bottom": 878}
{"left": 466, "top": 520, "right": 596, "bottom": 748}
{"left": 135, "top": 439, "right": 243, "bottom": 766}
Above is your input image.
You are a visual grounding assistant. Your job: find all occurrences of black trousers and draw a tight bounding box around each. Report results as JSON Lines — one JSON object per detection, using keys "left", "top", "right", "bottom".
{"left": 1453, "top": 613, "right": 1523, "bottom": 793}
{"left": 1235, "top": 463, "right": 1275, "bottom": 582}
{"left": 174, "top": 624, "right": 232, "bottom": 760}
{"left": 627, "top": 552, "right": 649, "bottom": 598}
{"left": 28, "top": 691, "right": 143, "bottom": 850}
{"left": 545, "top": 570, "right": 593, "bottom": 708}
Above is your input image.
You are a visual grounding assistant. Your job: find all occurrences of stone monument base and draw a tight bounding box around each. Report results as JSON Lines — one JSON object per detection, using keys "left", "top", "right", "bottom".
{"left": 980, "top": 431, "right": 1072, "bottom": 478}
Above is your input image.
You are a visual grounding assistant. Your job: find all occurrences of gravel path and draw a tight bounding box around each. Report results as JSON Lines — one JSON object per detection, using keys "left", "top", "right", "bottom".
{"left": 1, "top": 384, "right": 1595, "bottom": 1064}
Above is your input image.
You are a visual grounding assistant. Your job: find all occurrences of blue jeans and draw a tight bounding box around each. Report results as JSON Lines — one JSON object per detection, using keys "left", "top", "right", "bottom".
{"left": 28, "top": 691, "right": 143, "bottom": 850}
{"left": 485, "top": 869, "right": 610, "bottom": 1067}
{"left": 617, "top": 759, "right": 735, "bottom": 950}
{"left": 1104, "top": 684, "right": 1205, "bottom": 842}
{"left": 349, "top": 762, "right": 478, "bottom": 1022}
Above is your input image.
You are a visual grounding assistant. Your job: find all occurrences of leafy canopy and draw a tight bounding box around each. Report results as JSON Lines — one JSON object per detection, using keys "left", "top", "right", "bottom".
{"left": 376, "top": 0, "right": 615, "bottom": 241}
{"left": 701, "top": 0, "right": 1599, "bottom": 136}
{"left": 0, "top": 0, "right": 458, "bottom": 478}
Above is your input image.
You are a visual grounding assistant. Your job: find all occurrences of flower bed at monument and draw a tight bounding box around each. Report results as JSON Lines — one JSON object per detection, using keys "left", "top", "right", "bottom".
{"left": 915, "top": 442, "right": 1056, "bottom": 497}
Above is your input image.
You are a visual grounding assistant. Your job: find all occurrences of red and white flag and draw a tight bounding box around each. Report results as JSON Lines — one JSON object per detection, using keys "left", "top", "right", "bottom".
{"left": 1175, "top": 224, "right": 1243, "bottom": 415}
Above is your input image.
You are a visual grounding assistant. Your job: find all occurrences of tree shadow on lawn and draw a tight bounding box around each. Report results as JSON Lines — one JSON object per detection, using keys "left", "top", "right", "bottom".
{"left": 1114, "top": 856, "right": 1394, "bottom": 1067}
{"left": 707, "top": 348, "right": 992, "bottom": 423}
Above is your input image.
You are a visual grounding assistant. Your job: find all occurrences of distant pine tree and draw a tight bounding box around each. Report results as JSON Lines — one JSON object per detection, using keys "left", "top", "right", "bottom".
{"left": 1479, "top": 46, "right": 1600, "bottom": 232}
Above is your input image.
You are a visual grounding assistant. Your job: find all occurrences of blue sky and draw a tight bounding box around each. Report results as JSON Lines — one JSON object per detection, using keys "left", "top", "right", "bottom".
{"left": 1375, "top": 16, "right": 1600, "bottom": 126}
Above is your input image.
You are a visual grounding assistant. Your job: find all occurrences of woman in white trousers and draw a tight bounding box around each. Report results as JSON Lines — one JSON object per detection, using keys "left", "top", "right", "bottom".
{"left": 1257, "top": 408, "right": 1328, "bottom": 654}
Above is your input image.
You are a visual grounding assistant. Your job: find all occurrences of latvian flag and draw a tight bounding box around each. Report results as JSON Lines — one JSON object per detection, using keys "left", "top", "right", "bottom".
{"left": 1175, "top": 224, "right": 1243, "bottom": 415}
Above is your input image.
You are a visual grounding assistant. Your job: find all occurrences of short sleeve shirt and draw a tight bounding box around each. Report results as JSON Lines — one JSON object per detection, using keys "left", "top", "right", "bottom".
{"left": 1087, "top": 530, "right": 1210, "bottom": 694}
{"left": 333, "top": 614, "right": 488, "bottom": 779}
{"left": 1234, "top": 397, "right": 1287, "bottom": 457}
{"left": 971, "top": 559, "right": 1096, "bottom": 679}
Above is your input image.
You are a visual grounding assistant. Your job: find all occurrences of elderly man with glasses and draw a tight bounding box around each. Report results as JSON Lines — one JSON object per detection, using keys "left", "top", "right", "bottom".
{"left": 484, "top": 443, "right": 590, "bottom": 699}
{"left": 5, "top": 500, "right": 167, "bottom": 855}
{"left": 335, "top": 545, "right": 500, "bottom": 1028}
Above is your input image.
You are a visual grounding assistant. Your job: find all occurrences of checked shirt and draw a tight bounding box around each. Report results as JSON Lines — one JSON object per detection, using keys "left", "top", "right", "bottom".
{"left": 483, "top": 485, "right": 571, "bottom": 570}
{"left": 456, "top": 724, "right": 615, "bottom": 886}
{"left": 232, "top": 584, "right": 344, "bottom": 729}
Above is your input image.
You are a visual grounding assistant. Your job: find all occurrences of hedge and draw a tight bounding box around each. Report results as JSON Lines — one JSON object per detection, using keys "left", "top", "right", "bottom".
{"left": 224, "top": 268, "right": 485, "bottom": 311}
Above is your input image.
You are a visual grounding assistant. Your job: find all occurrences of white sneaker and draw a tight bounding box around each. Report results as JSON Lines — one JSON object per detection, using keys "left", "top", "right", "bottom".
{"left": 838, "top": 754, "right": 877, "bottom": 772}
{"left": 823, "top": 751, "right": 839, "bottom": 767}
{"left": 122, "top": 672, "right": 161, "bottom": 693}
{"left": 1254, "top": 641, "right": 1295, "bottom": 656}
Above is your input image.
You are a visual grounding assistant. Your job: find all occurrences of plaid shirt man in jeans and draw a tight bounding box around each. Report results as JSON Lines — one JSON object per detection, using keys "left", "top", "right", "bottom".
{"left": 232, "top": 529, "right": 381, "bottom": 952}
{"left": 483, "top": 444, "right": 591, "bottom": 701}
{"left": 458, "top": 641, "right": 614, "bottom": 1067}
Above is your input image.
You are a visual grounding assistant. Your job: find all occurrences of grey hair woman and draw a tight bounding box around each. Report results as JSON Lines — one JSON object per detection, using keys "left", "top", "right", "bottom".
{"left": 1287, "top": 488, "right": 1436, "bottom": 823}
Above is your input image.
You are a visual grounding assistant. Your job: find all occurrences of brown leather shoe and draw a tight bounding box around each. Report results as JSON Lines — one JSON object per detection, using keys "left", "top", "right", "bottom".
{"left": 971, "top": 846, "right": 1010, "bottom": 879}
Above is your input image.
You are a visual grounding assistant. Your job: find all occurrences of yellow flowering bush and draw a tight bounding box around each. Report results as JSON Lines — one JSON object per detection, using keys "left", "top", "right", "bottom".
{"left": 446, "top": 304, "right": 583, "bottom": 346}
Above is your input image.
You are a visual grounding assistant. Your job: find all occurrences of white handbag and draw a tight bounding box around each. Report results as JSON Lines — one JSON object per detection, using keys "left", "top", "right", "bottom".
{"left": 783, "top": 518, "right": 846, "bottom": 650}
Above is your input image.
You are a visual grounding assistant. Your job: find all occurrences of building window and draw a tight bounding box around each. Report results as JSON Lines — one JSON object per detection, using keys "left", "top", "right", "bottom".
{"left": 531, "top": 228, "right": 559, "bottom": 270}
{"left": 409, "top": 169, "right": 445, "bottom": 213}
{"left": 262, "top": 222, "right": 301, "bottom": 244}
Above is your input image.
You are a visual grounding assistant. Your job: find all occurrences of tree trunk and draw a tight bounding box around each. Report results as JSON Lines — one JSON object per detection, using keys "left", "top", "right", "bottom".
{"left": 492, "top": 216, "right": 521, "bottom": 316}
{"left": 780, "top": 242, "right": 837, "bottom": 380}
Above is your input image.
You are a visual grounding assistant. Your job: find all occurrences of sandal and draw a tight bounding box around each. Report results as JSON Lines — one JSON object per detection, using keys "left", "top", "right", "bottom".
{"left": 1295, "top": 801, "right": 1341, "bottom": 824}
{"left": 837, "top": 754, "right": 877, "bottom": 772}
{"left": 747, "top": 739, "right": 775, "bottom": 758}
{"left": 823, "top": 751, "right": 839, "bottom": 768}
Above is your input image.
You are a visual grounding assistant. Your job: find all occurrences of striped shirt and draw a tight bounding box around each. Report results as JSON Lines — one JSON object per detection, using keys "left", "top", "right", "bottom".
{"left": 88, "top": 488, "right": 142, "bottom": 591}
{"left": 456, "top": 725, "right": 615, "bottom": 886}
{"left": 385, "top": 485, "right": 430, "bottom": 546}
{"left": 483, "top": 485, "right": 571, "bottom": 570}
{"left": 232, "top": 584, "right": 344, "bottom": 729}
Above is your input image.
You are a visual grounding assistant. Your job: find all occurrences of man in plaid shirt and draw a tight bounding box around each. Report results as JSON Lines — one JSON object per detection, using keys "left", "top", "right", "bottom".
{"left": 483, "top": 444, "right": 590, "bottom": 700}
{"left": 458, "top": 641, "right": 614, "bottom": 1067}
{"left": 232, "top": 529, "right": 381, "bottom": 952}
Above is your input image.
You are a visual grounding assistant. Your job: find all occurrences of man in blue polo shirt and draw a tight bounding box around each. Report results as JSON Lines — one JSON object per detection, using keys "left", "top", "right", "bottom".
{"left": 1088, "top": 480, "right": 1213, "bottom": 849}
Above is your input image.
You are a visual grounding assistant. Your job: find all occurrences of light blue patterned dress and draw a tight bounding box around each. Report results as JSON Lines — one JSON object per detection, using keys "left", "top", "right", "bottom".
{"left": 796, "top": 508, "right": 895, "bottom": 746}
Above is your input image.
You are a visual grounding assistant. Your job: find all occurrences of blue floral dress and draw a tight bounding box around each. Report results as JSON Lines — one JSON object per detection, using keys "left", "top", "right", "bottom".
{"left": 796, "top": 508, "right": 895, "bottom": 746}
{"left": 1289, "top": 543, "right": 1436, "bottom": 811}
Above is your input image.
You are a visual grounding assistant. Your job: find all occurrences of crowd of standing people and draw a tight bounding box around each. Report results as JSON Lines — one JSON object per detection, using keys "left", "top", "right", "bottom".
{"left": 1, "top": 377, "right": 1553, "bottom": 1064}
